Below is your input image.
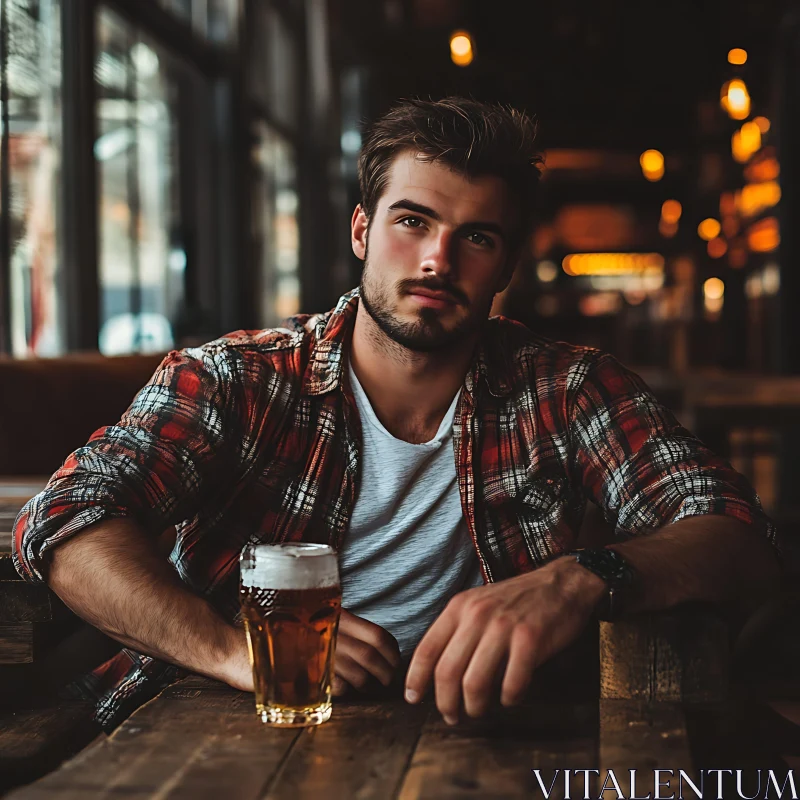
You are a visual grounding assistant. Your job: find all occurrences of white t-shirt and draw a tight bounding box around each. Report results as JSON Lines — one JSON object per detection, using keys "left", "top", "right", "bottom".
{"left": 339, "top": 364, "right": 485, "bottom": 660}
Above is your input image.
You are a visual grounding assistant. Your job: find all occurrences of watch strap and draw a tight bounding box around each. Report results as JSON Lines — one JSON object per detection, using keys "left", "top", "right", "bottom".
{"left": 568, "top": 547, "right": 636, "bottom": 621}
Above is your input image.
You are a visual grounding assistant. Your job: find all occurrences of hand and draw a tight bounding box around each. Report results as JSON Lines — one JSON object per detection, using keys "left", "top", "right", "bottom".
{"left": 220, "top": 611, "right": 400, "bottom": 696}
{"left": 404, "top": 557, "right": 606, "bottom": 724}
{"left": 332, "top": 609, "right": 401, "bottom": 696}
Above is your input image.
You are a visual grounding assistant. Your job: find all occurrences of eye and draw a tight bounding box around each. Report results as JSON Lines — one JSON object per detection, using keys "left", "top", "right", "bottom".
{"left": 400, "top": 216, "right": 424, "bottom": 229}
{"left": 466, "top": 231, "right": 494, "bottom": 248}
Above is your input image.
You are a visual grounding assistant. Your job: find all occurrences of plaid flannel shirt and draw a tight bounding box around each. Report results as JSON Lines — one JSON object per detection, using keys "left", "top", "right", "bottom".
{"left": 13, "top": 289, "right": 778, "bottom": 731}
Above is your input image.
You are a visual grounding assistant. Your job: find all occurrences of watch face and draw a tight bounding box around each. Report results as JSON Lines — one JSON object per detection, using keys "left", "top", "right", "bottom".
{"left": 572, "top": 549, "right": 635, "bottom": 621}
{"left": 576, "top": 548, "right": 635, "bottom": 590}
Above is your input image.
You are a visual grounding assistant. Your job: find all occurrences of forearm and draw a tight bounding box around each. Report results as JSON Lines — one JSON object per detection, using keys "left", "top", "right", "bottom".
{"left": 606, "top": 514, "right": 782, "bottom": 616}
{"left": 46, "top": 517, "right": 246, "bottom": 684}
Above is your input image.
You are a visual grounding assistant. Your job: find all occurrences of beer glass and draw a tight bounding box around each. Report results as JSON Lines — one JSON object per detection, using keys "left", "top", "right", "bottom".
{"left": 239, "top": 543, "right": 341, "bottom": 727}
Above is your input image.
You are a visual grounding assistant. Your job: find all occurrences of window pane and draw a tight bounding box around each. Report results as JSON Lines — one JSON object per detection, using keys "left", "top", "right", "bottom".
{"left": 96, "top": 8, "right": 183, "bottom": 355}
{"left": 249, "top": 5, "right": 299, "bottom": 130}
{"left": 4, "top": 0, "right": 64, "bottom": 356}
{"left": 252, "top": 121, "right": 299, "bottom": 326}
{"left": 157, "top": 0, "right": 192, "bottom": 22}
{"left": 157, "top": 0, "right": 240, "bottom": 45}
{"left": 207, "top": 0, "right": 240, "bottom": 44}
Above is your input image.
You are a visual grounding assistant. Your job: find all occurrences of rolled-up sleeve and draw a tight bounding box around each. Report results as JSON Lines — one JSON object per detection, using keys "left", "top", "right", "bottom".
{"left": 13, "top": 347, "right": 244, "bottom": 583}
{"left": 570, "top": 353, "right": 781, "bottom": 556}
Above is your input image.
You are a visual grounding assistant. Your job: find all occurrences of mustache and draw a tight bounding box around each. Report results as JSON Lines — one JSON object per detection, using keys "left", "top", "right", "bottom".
{"left": 397, "top": 278, "right": 467, "bottom": 306}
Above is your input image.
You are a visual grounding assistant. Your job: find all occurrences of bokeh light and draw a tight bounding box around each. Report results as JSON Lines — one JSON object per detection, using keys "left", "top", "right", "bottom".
{"left": 748, "top": 217, "right": 780, "bottom": 252}
{"left": 754, "top": 116, "right": 771, "bottom": 134}
{"left": 707, "top": 238, "right": 728, "bottom": 259}
{"left": 698, "top": 218, "right": 722, "bottom": 241}
{"left": 744, "top": 155, "right": 780, "bottom": 183}
{"left": 704, "top": 277, "right": 725, "bottom": 314}
{"left": 721, "top": 79, "right": 751, "bottom": 120}
{"left": 704, "top": 278, "right": 725, "bottom": 301}
{"left": 661, "top": 199, "right": 682, "bottom": 224}
{"left": 659, "top": 219, "right": 678, "bottom": 238}
{"left": 640, "top": 149, "right": 665, "bottom": 181}
{"left": 536, "top": 260, "right": 559, "bottom": 283}
{"left": 728, "top": 48, "right": 748, "bottom": 65}
{"left": 734, "top": 121, "right": 762, "bottom": 164}
{"left": 450, "top": 31, "right": 474, "bottom": 67}
{"left": 562, "top": 252, "right": 664, "bottom": 276}
{"left": 737, "top": 181, "right": 781, "bottom": 218}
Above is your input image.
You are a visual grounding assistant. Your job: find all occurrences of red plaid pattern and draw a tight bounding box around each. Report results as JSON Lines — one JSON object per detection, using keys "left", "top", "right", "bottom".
{"left": 13, "top": 289, "right": 778, "bottom": 730}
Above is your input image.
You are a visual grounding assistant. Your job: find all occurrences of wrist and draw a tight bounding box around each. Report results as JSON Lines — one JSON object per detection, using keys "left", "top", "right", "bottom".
{"left": 191, "top": 606, "right": 249, "bottom": 687}
{"left": 549, "top": 555, "right": 608, "bottom": 616}
{"left": 568, "top": 547, "right": 637, "bottom": 620}
{"left": 216, "top": 623, "right": 252, "bottom": 690}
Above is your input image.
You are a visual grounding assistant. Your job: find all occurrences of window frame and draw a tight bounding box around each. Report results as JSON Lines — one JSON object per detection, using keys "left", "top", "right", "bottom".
{"left": 0, "top": 0, "right": 248, "bottom": 355}
{"left": 0, "top": 0, "right": 341, "bottom": 354}
{"left": 0, "top": 0, "right": 11, "bottom": 353}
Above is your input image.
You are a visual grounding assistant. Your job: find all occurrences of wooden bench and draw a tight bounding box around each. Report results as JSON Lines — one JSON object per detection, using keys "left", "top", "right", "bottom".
{"left": 0, "top": 480, "right": 116, "bottom": 794}
{"left": 0, "top": 567, "right": 106, "bottom": 795}
{"left": 0, "top": 700, "right": 100, "bottom": 795}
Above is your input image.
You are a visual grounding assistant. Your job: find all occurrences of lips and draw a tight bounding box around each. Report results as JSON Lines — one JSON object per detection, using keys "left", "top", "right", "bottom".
{"left": 407, "top": 287, "right": 459, "bottom": 304}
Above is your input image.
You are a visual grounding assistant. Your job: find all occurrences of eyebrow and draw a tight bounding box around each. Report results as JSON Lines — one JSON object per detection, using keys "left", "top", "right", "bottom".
{"left": 387, "top": 199, "right": 507, "bottom": 241}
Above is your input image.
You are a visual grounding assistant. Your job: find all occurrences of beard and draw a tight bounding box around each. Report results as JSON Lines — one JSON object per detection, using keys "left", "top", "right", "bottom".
{"left": 358, "top": 246, "right": 488, "bottom": 353}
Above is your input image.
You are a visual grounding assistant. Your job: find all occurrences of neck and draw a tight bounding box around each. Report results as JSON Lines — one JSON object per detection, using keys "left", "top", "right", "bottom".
{"left": 349, "top": 303, "right": 477, "bottom": 443}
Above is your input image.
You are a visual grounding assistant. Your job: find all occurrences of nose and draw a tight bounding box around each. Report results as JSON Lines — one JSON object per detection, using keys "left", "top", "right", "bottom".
{"left": 420, "top": 229, "right": 455, "bottom": 279}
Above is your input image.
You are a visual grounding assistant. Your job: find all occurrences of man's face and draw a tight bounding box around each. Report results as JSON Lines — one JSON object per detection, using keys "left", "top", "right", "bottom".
{"left": 352, "top": 150, "right": 517, "bottom": 352}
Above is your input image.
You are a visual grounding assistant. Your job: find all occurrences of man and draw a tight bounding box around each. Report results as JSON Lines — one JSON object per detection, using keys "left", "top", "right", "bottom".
{"left": 14, "top": 97, "right": 781, "bottom": 732}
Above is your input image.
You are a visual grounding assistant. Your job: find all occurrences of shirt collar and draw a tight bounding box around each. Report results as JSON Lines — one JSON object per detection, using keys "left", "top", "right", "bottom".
{"left": 301, "top": 289, "right": 359, "bottom": 396}
{"left": 301, "top": 287, "right": 513, "bottom": 398}
{"left": 472, "top": 331, "right": 514, "bottom": 398}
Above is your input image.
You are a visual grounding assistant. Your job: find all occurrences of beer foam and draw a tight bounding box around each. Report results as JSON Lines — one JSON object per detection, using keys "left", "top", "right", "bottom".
{"left": 240, "top": 544, "right": 340, "bottom": 590}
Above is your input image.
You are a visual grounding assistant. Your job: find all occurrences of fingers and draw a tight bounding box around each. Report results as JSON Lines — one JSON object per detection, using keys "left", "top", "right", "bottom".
{"left": 336, "top": 633, "right": 395, "bottom": 686}
{"left": 333, "top": 651, "right": 370, "bottom": 692}
{"left": 405, "top": 601, "right": 460, "bottom": 704}
{"left": 461, "top": 620, "right": 514, "bottom": 718}
{"left": 339, "top": 609, "right": 401, "bottom": 669}
{"left": 431, "top": 620, "right": 486, "bottom": 724}
{"left": 405, "top": 594, "right": 540, "bottom": 723}
{"left": 501, "top": 624, "right": 541, "bottom": 707}
{"left": 333, "top": 610, "right": 401, "bottom": 692}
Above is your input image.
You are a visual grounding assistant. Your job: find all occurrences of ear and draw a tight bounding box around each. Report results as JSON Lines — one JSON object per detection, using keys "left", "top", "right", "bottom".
{"left": 351, "top": 204, "right": 368, "bottom": 261}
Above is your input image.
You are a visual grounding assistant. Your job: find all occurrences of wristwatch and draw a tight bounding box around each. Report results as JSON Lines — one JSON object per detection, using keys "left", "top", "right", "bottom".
{"left": 568, "top": 547, "right": 636, "bottom": 621}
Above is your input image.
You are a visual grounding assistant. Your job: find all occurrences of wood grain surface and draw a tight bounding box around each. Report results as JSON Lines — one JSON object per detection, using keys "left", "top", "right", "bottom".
{"left": 0, "top": 699, "right": 99, "bottom": 795}
{"left": 399, "top": 701, "right": 597, "bottom": 799}
{"left": 6, "top": 671, "right": 796, "bottom": 799}
{"left": 599, "top": 607, "right": 731, "bottom": 703}
{"left": 0, "top": 675, "right": 706, "bottom": 800}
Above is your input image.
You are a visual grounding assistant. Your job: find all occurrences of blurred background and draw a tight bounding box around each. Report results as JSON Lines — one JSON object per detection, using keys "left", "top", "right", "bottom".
{"left": 1, "top": 0, "right": 800, "bottom": 544}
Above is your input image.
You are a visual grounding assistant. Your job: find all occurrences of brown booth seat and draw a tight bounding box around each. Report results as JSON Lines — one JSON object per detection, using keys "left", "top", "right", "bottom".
{"left": 0, "top": 352, "right": 166, "bottom": 477}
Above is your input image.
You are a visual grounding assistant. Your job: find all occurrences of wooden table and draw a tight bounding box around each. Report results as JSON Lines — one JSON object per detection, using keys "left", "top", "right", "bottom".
{"left": 7, "top": 673, "right": 798, "bottom": 799}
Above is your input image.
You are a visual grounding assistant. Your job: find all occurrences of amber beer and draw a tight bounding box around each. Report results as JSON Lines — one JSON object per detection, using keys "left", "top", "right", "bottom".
{"left": 239, "top": 543, "right": 341, "bottom": 726}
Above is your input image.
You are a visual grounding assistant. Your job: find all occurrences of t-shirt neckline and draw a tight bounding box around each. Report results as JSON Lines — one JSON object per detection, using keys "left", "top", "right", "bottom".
{"left": 348, "top": 361, "right": 461, "bottom": 446}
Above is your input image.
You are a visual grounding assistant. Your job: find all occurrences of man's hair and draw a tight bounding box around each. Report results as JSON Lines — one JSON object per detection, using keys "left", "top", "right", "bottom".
{"left": 357, "top": 96, "right": 544, "bottom": 250}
